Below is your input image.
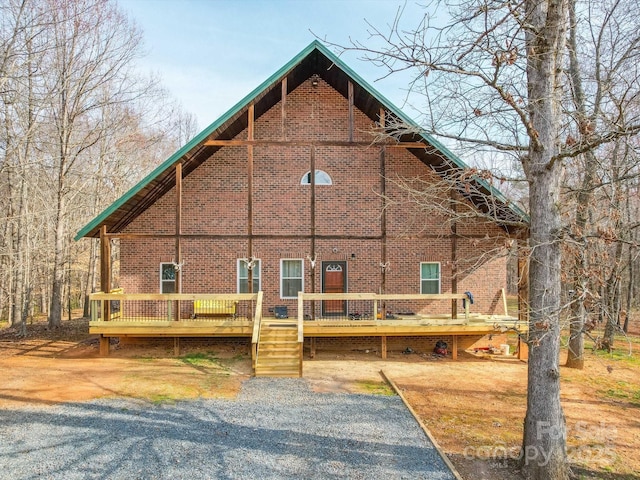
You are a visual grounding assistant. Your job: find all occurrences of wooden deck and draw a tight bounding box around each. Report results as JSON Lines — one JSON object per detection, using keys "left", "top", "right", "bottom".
{"left": 88, "top": 291, "right": 528, "bottom": 372}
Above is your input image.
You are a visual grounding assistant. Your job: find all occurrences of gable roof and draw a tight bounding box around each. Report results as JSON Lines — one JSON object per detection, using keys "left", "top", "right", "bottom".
{"left": 76, "top": 40, "right": 527, "bottom": 240}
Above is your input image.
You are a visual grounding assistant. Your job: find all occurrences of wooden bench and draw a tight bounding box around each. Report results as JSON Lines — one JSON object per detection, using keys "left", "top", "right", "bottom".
{"left": 192, "top": 299, "right": 238, "bottom": 318}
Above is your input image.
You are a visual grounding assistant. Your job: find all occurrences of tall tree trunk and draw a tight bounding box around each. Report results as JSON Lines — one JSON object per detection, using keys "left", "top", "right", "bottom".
{"left": 48, "top": 192, "right": 66, "bottom": 328}
{"left": 565, "top": 0, "right": 598, "bottom": 369}
{"left": 521, "top": 0, "right": 570, "bottom": 478}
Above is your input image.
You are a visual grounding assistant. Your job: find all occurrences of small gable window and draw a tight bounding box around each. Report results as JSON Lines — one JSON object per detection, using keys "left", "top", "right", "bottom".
{"left": 301, "top": 170, "right": 332, "bottom": 185}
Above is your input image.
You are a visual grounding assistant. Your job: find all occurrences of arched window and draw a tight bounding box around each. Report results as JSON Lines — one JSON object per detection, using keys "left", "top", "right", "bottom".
{"left": 301, "top": 169, "right": 332, "bottom": 185}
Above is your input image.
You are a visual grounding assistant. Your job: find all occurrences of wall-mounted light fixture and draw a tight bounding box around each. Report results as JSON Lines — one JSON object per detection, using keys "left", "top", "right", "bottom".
{"left": 311, "top": 74, "right": 319, "bottom": 87}
{"left": 351, "top": 253, "right": 356, "bottom": 259}
{"left": 306, "top": 253, "right": 317, "bottom": 269}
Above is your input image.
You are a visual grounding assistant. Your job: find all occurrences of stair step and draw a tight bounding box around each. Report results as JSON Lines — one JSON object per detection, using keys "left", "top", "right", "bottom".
{"left": 254, "top": 319, "right": 301, "bottom": 377}
{"left": 258, "top": 349, "right": 299, "bottom": 355}
{"left": 258, "top": 340, "right": 299, "bottom": 345}
{"left": 255, "top": 368, "right": 299, "bottom": 373}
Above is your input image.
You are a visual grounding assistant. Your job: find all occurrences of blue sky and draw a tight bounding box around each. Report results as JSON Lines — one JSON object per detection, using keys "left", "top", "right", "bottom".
{"left": 118, "top": 0, "right": 427, "bottom": 130}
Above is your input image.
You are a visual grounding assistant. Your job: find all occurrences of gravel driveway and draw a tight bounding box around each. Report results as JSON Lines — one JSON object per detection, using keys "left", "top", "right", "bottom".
{"left": 0, "top": 378, "right": 455, "bottom": 479}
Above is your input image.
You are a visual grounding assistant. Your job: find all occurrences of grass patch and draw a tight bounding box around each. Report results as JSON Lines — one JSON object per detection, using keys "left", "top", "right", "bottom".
{"left": 593, "top": 347, "right": 640, "bottom": 367}
{"left": 596, "top": 381, "right": 640, "bottom": 407}
{"left": 356, "top": 380, "right": 395, "bottom": 396}
{"left": 179, "top": 352, "right": 221, "bottom": 367}
{"left": 149, "top": 394, "right": 177, "bottom": 405}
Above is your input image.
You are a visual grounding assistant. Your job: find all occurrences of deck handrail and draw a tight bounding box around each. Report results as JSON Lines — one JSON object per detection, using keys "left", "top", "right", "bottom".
{"left": 298, "top": 292, "right": 471, "bottom": 320}
{"left": 297, "top": 293, "right": 304, "bottom": 376}
{"left": 90, "top": 293, "right": 259, "bottom": 301}
{"left": 251, "top": 292, "right": 263, "bottom": 368}
{"left": 90, "top": 292, "right": 262, "bottom": 324}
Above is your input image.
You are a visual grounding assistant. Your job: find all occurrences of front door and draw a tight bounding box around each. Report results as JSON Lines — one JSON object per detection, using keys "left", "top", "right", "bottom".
{"left": 322, "top": 261, "right": 347, "bottom": 316}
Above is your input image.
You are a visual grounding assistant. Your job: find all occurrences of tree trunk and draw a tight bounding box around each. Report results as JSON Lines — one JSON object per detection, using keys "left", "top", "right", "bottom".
{"left": 48, "top": 193, "right": 66, "bottom": 328}
{"left": 522, "top": 168, "right": 568, "bottom": 480}
{"left": 521, "top": 0, "right": 570, "bottom": 478}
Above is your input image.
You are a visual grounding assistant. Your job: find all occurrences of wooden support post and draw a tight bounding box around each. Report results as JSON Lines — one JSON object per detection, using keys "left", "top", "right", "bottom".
{"left": 517, "top": 336, "right": 529, "bottom": 361}
{"left": 379, "top": 130, "right": 387, "bottom": 300}
{"left": 174, "top": 337, "right": 181, "bottom": 356}
{"left": 518, "top": 242, "right": 530, "bottom": 324}
{"left": 281, "top": 78, "right": 287, "bottom": 140}
{"left": 310, "top": 337, "right": 316, "bottom": 358}
{"left": 348, "top": 81, "right": 354, "bottom": 142}
{"left": 452, "top": 335, "right": 458, "bottom": 360}
{"left": 99, "top": 335, "right": 110, "bottom": 356}
{"left": 501, "top": 288, "right": 509, "bottom": 316}
{"left": 247, "top": 103, "right": 254, "bottom": 279}
{"left": 450, "top": 190, "right": 458, "bottom": 319}
{"left": 381, "top": 335, "right": 387, "bottom": 360}
{"left": 175, "top": 162, "right": 182, "bottom": 321}
{"left": 100, "top": 226, "right": 111, "bottom": 321}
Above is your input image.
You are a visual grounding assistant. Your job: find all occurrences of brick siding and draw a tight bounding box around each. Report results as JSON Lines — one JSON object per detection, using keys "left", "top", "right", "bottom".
{"left": 120, "top": 78, "right": 510, "bottom": 315}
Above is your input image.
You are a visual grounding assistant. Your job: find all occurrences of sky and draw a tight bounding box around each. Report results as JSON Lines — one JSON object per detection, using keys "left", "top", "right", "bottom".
{"left": 118, "top": 0, "right": 429, "bottom": 130}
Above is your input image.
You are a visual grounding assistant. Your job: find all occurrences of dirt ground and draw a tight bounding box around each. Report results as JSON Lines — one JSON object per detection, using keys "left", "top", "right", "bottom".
{"left": 1, "top": 317, "right": 638, "bottom": 480}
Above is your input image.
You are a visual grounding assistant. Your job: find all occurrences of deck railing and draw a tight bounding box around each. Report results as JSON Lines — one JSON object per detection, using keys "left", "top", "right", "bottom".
{"left": 90, "top": 292, "right": 262, "bottom": 323}
{"left": 251, "top": 292, "right": 264, "bottom": 369}
{"left": 297, "top": 292, "right": 471, "bottom": 323}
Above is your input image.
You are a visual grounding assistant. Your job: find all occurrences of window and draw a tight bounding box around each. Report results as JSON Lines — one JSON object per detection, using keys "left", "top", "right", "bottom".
{"left": 281, "top": 259, "right": 303, "bottom": 298}
{"left": 160, "top": 263, "right": 176, "bottom": 293}
{"left": 420, "top": 262, "right": 440, "bottom": 294}
{"left": 301, "top": 169, "right": 332, "bottom": 185}
{"left": 238, "top": 258, "right": 261, "bottom": 293}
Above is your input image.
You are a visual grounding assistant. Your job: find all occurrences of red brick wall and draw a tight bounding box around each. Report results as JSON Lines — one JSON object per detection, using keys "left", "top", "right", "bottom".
{"left": 119, "top": 78, "right": 510, "bottom": 315}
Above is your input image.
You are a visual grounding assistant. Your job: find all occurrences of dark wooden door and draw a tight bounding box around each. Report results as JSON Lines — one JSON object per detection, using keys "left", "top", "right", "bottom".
{"left": 322, "top": 261, "right": 346, "bottom": 316}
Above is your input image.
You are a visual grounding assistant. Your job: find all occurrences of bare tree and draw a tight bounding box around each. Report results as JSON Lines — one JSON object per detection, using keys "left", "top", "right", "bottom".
{"left": 563, "top": 0, "right": 640, "bottom": 367}
{"left": 37, "top": 0, "right": 147, "bottom": 327}
{"left": 0, "top": 0, "right": 195, "bottom": 330}
{"left": 327, "top": 0, "right": 640, "bottom": 477}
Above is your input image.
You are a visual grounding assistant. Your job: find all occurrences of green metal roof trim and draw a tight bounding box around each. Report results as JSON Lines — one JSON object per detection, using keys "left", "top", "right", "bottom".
{"left": 76, "top": 40, "right": 526, "bottom": 241}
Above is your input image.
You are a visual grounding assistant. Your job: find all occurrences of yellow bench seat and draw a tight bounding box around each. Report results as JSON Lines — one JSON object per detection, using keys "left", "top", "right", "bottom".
{"left": 192, "top": 299, "right": 238, "bottom": 318}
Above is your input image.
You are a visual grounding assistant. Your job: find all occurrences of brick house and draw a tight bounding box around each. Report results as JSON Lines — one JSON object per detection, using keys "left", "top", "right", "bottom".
{"left": 76, "top": 42, "right": 526, "bottom": 368}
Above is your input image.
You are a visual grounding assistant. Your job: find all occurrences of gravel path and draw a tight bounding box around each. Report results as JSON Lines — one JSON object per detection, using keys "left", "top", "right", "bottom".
{"left": 0, "top": 378, "right": 455, "bottom": 479}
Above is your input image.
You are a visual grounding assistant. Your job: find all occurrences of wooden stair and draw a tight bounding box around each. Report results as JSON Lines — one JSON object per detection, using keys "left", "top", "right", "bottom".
{"left": 254, "top": 318, "right": 301, "bottom": 377}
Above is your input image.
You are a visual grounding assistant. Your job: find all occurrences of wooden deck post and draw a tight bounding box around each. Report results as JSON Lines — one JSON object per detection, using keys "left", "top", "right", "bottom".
{"left": 174, "top": 337, "right": 181, "bottom": 356}
{"left": 381, "top": 335, "right": 387, "bottom": 360}
{"left": 100, "top": 226, "right": 111, "bottom": 321}
{"left": 452, "top": 335, "right": 458, "bottom": 360}
{"left": 450, "top": 190, "right": 458, "bottom": 319}
{"left": 518, "top": 242, "right": 530, "bottom": 324}
{"left": 310, "top": 337, "right": 316, "bottom": 358}
{"left": 517, "top": 335, "right": 529, "bottom": 360}
{"left": 99, "top": 335, "right": 110, "bottom": 356}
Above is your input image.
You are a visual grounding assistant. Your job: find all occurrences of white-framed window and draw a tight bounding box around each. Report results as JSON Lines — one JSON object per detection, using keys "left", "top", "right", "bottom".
{"left": 281, "top": 259, "right": 304, "bottom": 298}
{"left": 238, "top": 258, "right": 261, "bottom": 293}
{"left": 160, "top": 263, "right": 177, "bottom": 293}
{"left": 420, "top": 262, "right": 441, "bottom": 294}
{"left": 301, "top": 169, "right": 332, "bottom": 185}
